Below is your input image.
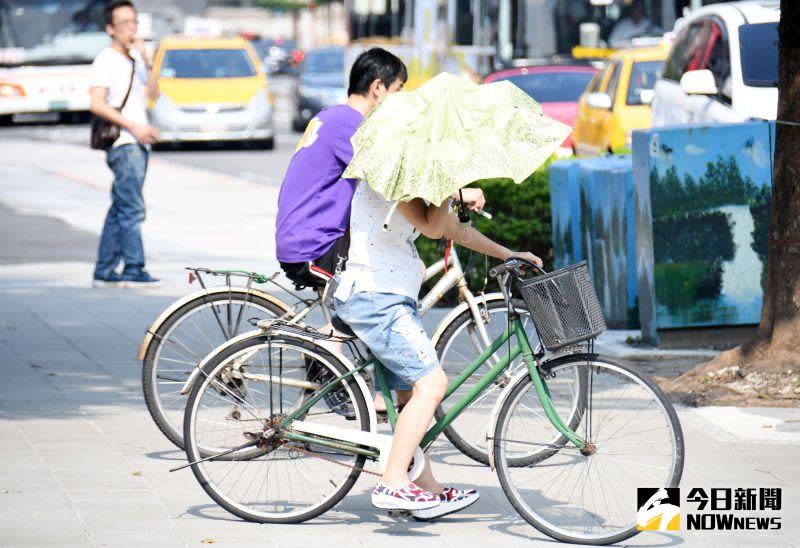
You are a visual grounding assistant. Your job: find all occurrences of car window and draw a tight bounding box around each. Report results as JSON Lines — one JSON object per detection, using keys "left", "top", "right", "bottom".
{"left": 496, "top": 71, "right": 596, "bottom": 103}
{"left": 161, "top": 49, "right": 256, "bottom": 78}
{"left": 603, "top": 61, "right": 622, "bottom": 105}
{"left": 739, "top": 22, "right": 779, "bottom": 87}
{"left": 303, "top": 49, "right": 344, "bottom": 73}
{"left": 627, "top": 60, "right": 663, "bottom": 105}
{"left": 587, "top": 63, "right": 609, "bottom": 93}
{"left": 662, "top": 21, "right": 707, "bottom": 81}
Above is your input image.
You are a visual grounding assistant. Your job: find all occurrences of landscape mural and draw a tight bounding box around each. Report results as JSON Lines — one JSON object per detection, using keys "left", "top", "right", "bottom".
{"left": 647, "top": 124, "right": 774, "bottom": 328}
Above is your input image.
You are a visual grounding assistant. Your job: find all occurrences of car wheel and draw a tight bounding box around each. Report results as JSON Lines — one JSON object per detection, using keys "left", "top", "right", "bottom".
{"left": 292, "top": 118, "right": 307, "bottom": 133}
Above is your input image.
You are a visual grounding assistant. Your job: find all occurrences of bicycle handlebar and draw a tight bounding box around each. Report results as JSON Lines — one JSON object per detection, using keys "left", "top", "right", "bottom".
{"left": 489, "top": 257, "right": 545, "bottom": 278}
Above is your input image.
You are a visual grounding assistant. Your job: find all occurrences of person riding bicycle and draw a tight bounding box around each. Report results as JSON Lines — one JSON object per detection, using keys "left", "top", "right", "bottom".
{"left": 333, "top": 182, "right": 542, "bottom": 519}
{"left": 275, "top": 47, "right": 485, "bottom": 414}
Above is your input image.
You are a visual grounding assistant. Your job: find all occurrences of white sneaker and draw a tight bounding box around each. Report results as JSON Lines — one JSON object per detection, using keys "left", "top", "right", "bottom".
{"left": 371, "top": 482, "right": 440, "bottom": 511}
{"left": 411, "top": 486, "right": 480, "bottom": 521}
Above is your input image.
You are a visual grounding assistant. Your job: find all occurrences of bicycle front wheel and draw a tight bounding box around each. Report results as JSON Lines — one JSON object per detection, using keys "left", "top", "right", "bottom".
{"left": 142, "top": 291, "right": 288, "bottom": 450}
{"left": 183, "top": 334, "right": 371, "bottom": 524}
{"left": 493, "top": 353, "right": 684, "bottom": 546}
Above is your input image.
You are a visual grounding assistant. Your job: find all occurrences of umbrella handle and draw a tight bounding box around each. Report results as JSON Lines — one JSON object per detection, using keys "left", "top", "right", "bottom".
{"left": 381, "top": 201, "right": 400, "bottom": 231}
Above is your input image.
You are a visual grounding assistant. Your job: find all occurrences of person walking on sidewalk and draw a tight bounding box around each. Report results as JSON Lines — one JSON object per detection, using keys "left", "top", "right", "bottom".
{"left": 89, "top": 0, "right": 161, "bottom": 287}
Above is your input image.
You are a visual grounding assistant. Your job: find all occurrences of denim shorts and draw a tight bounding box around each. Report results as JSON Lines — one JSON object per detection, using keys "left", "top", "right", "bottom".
{"left": 334, "top": 290, "right": 440, "bottom": 391}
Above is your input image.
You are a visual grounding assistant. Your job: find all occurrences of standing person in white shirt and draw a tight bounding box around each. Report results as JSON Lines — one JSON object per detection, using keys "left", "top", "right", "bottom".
{"left": 89, "top": 0, "right": 161, "bottom": 287}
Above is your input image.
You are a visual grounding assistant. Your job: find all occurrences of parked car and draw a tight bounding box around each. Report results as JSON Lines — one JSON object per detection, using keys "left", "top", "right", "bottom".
{"left": 292, "top": 46, "right": 347, "bottom": 132}
{"left": 484, "top": 64, "right": 598, "bottom": 152}
{"left": 572, "top": 44, "right": 668, "bottom": 156}
{"left": 261, "top": 38, "right": 301, "bottom": 74}
{"left": 149, "top": 35, "right": 275, "bottom": 148}
{"left": 651, "top": 1, "right": 779, "bottom": 126}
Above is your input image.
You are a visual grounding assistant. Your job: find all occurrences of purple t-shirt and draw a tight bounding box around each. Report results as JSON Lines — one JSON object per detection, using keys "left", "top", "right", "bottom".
{"left": 275, "top": 105, "right": 364, "bottom": 263}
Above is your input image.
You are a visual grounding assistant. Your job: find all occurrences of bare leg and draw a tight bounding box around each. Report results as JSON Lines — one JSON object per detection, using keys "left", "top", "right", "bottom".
{"left": 374, "top": 389, "right": 412, "bottom": 412}
{"left": 380, "top": 367, "right": 448, "bottom": 489}
{"left": 412, "top": 455, "right": 444, "bottom": 495}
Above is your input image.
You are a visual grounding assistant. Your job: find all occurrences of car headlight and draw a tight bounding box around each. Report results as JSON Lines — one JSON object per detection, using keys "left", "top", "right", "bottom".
{"left": 0, "top": 82, "right": 25, "bottom": 98}
{"left": 150, "top": 94, "right": 179, "bottom": 124}
{"left": 248, "top": 91, "right": 271, "bottom": 110}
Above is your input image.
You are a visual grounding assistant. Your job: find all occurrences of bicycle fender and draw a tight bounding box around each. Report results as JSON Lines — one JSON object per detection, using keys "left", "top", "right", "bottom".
{"left": 485, "top": 351, "right": 596, "bottom": 470}
{"left": 136, "top": 287, "right": 292, "bottom": 361}
{"left": 429, "top": 292, "right": 507, "bottom": 348}
{"left": 180, "top": 327, "right": 378, "bottom": 433}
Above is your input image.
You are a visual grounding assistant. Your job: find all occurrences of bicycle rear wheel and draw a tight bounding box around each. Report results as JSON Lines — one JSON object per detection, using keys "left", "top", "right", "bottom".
{"left": 143, "top": 291, "right": 288, "bottom": 449}
{"left": 493, "top": 354, "right": 684, "bottom": 545}
{"left": 183, "top": 334, "right": 370, "bottom": 524}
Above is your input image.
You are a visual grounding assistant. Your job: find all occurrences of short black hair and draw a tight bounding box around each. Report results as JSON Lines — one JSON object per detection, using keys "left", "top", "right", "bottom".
{"left": 104, "top": 0, "right": 135, "bottom": 26}
{"left": 348, "top": 48, "right": 408, "bottom": 96}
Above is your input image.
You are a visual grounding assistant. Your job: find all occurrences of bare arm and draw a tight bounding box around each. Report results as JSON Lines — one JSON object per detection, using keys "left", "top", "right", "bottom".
{"left": 396, "top": 198, "right": 542, "bottom": 266}
{"left": 131, "top": 39, "right": 159, "bottom": 101}
{"left": 89, "top": 86, "right": 135, "bottom": 129}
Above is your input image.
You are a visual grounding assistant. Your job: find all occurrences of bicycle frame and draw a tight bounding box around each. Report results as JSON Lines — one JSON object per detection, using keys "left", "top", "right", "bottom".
{"left": 279, "top": 316, "right": 586, "bottom": 459}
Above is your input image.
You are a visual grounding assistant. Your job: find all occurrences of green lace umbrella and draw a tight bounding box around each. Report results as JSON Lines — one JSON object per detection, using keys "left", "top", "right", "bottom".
{"left": 343, "top": 71, "right": 572, "bottom": 205}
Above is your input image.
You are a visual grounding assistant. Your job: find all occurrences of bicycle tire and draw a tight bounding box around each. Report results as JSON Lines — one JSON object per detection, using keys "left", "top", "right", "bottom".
{"left": 142, "top": 291, "right": 289, "bottom": 450}
{"left": 493, "top": 353, "right": 684, "bottom": 546}
{"left": 183, "top": 334, "right": 370, "bottom": 524}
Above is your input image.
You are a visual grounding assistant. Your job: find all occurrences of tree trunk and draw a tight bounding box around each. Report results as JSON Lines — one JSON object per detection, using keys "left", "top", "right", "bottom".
{"left": 663, "top": 0, "right": 800, "bottom": 406}
{"left": 759, "top": 0, "right": 800, "bottom": 347}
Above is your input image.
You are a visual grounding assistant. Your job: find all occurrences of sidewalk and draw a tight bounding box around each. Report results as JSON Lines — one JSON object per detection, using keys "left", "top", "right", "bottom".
{"left": 1, "top": 139, "right": 798, "bottom": 547}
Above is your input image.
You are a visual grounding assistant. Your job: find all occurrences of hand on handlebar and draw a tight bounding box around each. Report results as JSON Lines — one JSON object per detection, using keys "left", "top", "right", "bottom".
{"left": 507, "top": 252, "right": 543, "bottom": 269}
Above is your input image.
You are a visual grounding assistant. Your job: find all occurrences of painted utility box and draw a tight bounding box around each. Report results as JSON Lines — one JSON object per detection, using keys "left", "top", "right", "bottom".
{"left": 550, "top": 156, "right": 637, "bottom": 329}
{"left": 633, "top": 122, "right": 775, "bottom": 344}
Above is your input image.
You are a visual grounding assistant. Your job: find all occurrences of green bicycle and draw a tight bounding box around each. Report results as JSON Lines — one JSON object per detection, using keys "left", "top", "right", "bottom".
{"left": 179, "top": 258, "right": 684, "bottom": 545}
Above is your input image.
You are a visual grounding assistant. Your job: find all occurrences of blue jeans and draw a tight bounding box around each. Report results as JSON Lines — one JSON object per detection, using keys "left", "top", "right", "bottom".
{"left": 334, "top": 290, "right": 440, "bottom": 391}
{"left": 94, "top": 144, "right": 148, "bottom": 278}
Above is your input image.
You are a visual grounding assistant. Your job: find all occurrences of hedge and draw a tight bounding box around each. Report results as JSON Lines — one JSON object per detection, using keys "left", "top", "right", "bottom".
{"left": 416, "top": 166, "right": 553, "bottom": 304}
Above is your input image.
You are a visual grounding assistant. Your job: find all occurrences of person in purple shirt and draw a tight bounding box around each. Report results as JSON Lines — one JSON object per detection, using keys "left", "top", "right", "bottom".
{"left": 276, "top": 48, "right": 406, "bottom": 287}
{"left": 275, "top": 48, "right": 485, "bottom": 415}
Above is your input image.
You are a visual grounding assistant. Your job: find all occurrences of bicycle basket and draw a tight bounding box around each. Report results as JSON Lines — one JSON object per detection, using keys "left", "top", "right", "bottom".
{"left": 518, "top": 261, "right": 606, "bottom": 351}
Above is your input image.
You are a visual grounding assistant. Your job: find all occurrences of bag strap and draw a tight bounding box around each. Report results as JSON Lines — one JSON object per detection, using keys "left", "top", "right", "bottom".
{"left": 118, "top": 57, "right": 135, "bottom": 111}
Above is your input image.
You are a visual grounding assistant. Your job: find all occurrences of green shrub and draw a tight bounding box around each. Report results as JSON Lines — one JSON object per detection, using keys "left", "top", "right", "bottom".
{"left": 416, "top": 167, "right": 553, "bottom": 304}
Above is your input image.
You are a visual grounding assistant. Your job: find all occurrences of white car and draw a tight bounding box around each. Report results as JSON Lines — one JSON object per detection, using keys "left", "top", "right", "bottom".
{"left": 651, "top": 1, "right": 779, "bottom": 126}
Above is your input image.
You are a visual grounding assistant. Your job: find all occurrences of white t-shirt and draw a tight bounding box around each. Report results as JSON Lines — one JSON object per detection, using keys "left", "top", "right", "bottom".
{"left": 335, "top": 182, "right": 425, "bottom": 301}
{"left": 90, "top": 47, "right": 149, "bottom": 148}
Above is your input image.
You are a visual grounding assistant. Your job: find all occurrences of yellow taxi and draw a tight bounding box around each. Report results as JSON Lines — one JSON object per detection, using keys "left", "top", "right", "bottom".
{"left": 572, "top": 44, "right": 668, "bottom": 156}
{"left": 149, "top": 35, "right": 275, "bottom": 148}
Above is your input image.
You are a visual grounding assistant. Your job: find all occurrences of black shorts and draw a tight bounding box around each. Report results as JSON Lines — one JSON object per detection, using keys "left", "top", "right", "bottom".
{"left": 280, "top": 233, "right": 349, "bottom": 290}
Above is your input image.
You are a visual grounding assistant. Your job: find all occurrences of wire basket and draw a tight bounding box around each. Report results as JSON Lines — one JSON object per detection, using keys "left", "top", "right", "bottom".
{"left": 518, "top": 261, "right": 606, "bottom": 351}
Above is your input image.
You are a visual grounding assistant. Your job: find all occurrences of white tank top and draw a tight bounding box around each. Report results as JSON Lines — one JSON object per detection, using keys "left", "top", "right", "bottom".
{"left": 334, "top": 182, "right": 425, "bottom": 301}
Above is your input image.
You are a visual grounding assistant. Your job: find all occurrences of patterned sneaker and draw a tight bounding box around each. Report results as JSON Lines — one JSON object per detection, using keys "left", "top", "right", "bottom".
{"left": 411, "top": 486, "right": 480, "bottom": 521}
{"left": 371, "top": 482, "right": 440, "bottom": 511}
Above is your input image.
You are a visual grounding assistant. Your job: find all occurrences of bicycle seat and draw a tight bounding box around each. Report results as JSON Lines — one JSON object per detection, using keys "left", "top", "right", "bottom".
{"left": 331, "top": 314, "right": 357, "bottom": 338}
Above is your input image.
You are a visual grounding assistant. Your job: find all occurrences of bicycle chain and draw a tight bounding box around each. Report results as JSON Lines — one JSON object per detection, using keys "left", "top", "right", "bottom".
{"left": 286, "top": 442, "right": 382, "bottom": 477}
